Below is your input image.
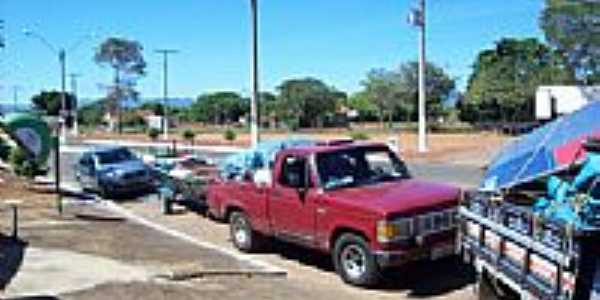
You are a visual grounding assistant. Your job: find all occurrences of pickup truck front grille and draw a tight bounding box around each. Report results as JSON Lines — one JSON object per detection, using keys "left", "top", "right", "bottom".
{"left": 414, "top": 208, "right": 457, "bottom": 235}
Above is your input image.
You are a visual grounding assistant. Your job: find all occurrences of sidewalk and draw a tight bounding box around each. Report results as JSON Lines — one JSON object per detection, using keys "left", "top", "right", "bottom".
{"left": 2, "top": 198, "right": 284, "bottom": 299}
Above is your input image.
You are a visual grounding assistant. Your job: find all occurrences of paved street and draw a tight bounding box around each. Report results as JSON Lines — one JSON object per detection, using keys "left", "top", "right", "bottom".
{"left": 57, "top": 143, "right": 483, "bottom": 189}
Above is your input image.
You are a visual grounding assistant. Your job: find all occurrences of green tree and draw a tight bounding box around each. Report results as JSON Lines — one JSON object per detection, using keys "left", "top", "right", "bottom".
{"left": 361, "top": 69, "right": 401, "bottom": 128}
{"left": 182, "top": 129, "right": 196, "bottom": 146}
{"left": 541, "top": 0, "right": 600, "bottom": 83}
{"left": 396, "top": 61, "right": 455, "bottom": 122}
{"left": 276, "top": 78, "right": 341, "bottom": 128}
{"left": 189, "top": 92, "right": 248, "bottom": 124}
{"left": 360, "top": 62, "right": 455, "bottom": 127}
{"left": 148, "top": 128, "right": 160, "bottom": 141}
{"left": 94, "top": 37, "right": 146, "bottom": 133}
{"left": 260, "top": 91, "right": 282, "bottom": 128}
{"left": 464, "top": 38, "right": 575, "bottom": 123}
{"left": 10, "top": 147, "right": 46, "bottom": 180}
{"left": 78, "top": 100, "right": 106, "bottom": 126}
{"left": 347, "top": 91, "right": 378, "bottom": 122}
{"left": 141, "top": 102, "right": 165, "bottom": 116}
{"left": 31, "top": 90, "right": 76, "bottom": 116}
{"left": 224, "top": 128, "right": 237, "bottom": 143}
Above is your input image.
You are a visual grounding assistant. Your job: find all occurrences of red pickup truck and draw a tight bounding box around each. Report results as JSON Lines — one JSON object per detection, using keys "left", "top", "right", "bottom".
{"left": 207, "top": 142, "right": 460, "bottom": 286}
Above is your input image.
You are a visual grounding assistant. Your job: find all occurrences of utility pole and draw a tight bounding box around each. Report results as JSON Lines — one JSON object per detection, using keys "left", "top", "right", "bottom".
{"left": 409, "top": 0, "right": 428, "bottom": 153}
{"left": 69, "top": 73, "right": 82, "bottom": 136}
{"left": 155, "top": 49, "right": 179, "bottom": 140}
{"left": 24, "top": 29, "right": 94, "bottom": 216}
{"left": 250, "top": 0, "right": 260, "bottom": 147}
{"left": 59, "top": 49, "right": 67, "bottom": 143}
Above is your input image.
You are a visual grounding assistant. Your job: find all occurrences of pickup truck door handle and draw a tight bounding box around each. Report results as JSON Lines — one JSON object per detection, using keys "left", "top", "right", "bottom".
{"left": 316, "top": 207, "right": 327, "bottom": 215}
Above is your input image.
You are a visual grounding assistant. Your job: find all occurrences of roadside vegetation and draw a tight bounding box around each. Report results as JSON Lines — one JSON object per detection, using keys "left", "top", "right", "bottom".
{"left": 23, "top": 0, "right": 599, "bottom": 140}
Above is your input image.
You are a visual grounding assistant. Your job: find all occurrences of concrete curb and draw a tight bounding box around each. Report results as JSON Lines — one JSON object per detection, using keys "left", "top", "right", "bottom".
{"left": 79, "top": 139, "right": 244, "bottom": 153}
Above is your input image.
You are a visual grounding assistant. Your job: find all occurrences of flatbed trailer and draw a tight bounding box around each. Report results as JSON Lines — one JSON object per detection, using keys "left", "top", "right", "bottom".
{"left": 459, "top": 191, "right": 600, "bottom": 300}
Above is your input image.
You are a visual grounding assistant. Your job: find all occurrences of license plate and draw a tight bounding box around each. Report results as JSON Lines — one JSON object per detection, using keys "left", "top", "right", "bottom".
{"left": 431, "top": 244, "right": 455, "bottom": 260}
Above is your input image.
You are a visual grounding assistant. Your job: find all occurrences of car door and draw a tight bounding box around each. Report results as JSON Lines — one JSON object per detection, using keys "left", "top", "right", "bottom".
{"left": 269, "top": 154, "right": 317, "bottom": 246}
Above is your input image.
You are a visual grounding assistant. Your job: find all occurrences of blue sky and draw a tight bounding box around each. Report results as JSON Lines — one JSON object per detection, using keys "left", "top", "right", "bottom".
{"left": 0, "top": 0, "right": 545, "bottom": 104}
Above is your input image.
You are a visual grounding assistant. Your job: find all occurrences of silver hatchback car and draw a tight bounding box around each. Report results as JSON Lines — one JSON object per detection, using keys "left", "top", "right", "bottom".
{"left": 75, "top": 146, "right": 153, "bottom": 198}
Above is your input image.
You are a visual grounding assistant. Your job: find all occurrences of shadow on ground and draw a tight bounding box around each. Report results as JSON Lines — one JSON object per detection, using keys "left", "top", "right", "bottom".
{"left": 0, "top": 235, "right": 27, "bottom": 291}
{"left": 7, "top": 297, "right": 61, "bottom": 300}
{"left": 269, "top": 239, "right": 474, "bottom": 296}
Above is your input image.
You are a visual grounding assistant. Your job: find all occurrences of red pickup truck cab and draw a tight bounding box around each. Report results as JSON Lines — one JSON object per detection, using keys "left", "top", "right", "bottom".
{"left": 207, "top": 142, "right": 460, "bottom": 286}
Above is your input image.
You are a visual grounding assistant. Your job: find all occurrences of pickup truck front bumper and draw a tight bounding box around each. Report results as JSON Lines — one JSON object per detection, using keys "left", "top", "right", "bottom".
{"left": 374, "top": 241, "right": 456, "bottom": 268}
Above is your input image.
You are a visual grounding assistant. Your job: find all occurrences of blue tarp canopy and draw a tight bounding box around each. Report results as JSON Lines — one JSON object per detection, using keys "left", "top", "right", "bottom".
{"left": 218, "top": 139, "right": 315, "bottom": 179}
{"left": 482, "top": 101, "right": 600, "bottom": 191}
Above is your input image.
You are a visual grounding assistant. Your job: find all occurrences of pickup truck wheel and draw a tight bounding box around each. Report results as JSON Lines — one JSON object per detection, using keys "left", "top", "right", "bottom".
{"left": 230, "top": 211, "right": 262, "bottom": 252}
{"left": 99, "top": 185, "right": 113, "bottom": 200}
{"left": 333, "top": 233, "right": 380, "bottom": 287}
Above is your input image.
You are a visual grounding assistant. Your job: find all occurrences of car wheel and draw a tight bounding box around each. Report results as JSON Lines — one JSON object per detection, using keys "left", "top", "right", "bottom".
{"left": 99, "top": 185, "right": 112, "bottom": 200}
{"left": 333, "top": 233, "right": 380, "bottom": 287}
{"left": 229, "top": 211, "right": 263, "bottom": 252}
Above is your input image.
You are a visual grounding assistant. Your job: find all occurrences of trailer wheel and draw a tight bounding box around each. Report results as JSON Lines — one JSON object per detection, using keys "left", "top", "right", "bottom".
{"left": 333, "top": 233, "right": 380, "bottom": 287}
{"left": 229, "top": 211, "right": 263, "bottom": 252}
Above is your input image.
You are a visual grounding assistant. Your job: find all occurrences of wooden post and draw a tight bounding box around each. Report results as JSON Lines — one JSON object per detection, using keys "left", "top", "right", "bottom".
{"left": 5, "top": 200, "right": 22, "bottom": 240}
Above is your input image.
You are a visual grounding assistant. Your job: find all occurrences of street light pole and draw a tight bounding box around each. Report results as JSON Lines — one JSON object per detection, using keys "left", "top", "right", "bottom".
{"left": 250, "top": 0, "right": 260, "bottom": 147}
{"left": 409, "top": 0, "right": 428, "bottom": 153}
{"left": 24, "top": 29, "right": 94, "bottom": 216}
{"left": 69, "top": 73, "right": 82, "bottom": 136}
{"left": 59, "top": 49, "right": 67, "bottom": 142}
{"left": 155, "top": 49, "right": 179, "bottom": 140}
{"left": 417, "top": 0, "right": 427, "bottom": 152}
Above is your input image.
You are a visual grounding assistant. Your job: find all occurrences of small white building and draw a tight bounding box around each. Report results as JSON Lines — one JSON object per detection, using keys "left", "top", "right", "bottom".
{"left": 536, "top": 86, "right": 600, "bottom": 120}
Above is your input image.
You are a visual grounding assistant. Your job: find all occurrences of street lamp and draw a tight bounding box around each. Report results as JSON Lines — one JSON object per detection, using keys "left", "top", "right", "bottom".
{"left": 155, "top": 49, "right": 179, "bottom": 140}
{"left": 23, "top": 29, "right": 95, "bottom": 215}
{"left": 408, "top": 0, "right": 428, "bottom": 153}
{"left": 69, "top": 73, "right": 82, "bottom": 136}
{"left": 249, "top": 0, "right": 260, "bottom": 147}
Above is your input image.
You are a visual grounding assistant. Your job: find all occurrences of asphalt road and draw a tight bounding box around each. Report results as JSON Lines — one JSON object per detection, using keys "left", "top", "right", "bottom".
{"left": 57, "top": 145, "right": 483, "bottom": 189}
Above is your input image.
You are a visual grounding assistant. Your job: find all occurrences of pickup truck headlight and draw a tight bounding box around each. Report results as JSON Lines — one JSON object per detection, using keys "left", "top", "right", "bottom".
{"left": 377, "top": 219, "right": 413, "bottom": 243}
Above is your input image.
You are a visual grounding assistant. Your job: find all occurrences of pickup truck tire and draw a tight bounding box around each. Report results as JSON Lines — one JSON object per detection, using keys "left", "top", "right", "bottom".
{"left": 99, "top": 185, "right": 113, "bottom": 200}
{"left": 229, "top": 211, "right": 263, "bottom": 252}
{"left": 333, "top": 233, "right": 380, "bottom": 287}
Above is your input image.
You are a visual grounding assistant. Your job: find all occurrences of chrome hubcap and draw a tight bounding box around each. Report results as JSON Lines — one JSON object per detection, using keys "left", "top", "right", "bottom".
{"left": 233, "top": 218, "right": 248, "bottom": 245}
{"left": 341, "top": 244, "right": 367, "bottom": 279}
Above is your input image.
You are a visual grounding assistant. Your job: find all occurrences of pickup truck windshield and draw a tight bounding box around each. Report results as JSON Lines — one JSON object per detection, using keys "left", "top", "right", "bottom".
{"left": 316, "top": 146, "right": 410, "bottom": 190}
{"left": 97, "top": 148, "right": 135, "bottom": 165}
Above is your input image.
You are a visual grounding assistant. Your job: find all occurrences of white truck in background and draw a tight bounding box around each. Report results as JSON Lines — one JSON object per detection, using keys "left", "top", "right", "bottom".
{"left": 536, "top": 86, "right": 600, "bottom": 120}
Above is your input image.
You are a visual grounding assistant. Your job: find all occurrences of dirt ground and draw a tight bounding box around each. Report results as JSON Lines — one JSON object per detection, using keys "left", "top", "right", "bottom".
{"left": 0, "top": 172, "right": 57, "bottom": 234}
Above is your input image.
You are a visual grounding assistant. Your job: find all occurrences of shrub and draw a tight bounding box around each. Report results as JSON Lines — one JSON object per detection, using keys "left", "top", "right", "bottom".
{"left": 349, "top": 131, "right": 370, "bottom": 141}
{"left": 0, "top": 136, "right": 11, "bottom": 161}
{"left": 182, "top": 129, "right": 196, "bottom": 142}
{"left": 224, "top": 129, "right": 237, "bottom": 143}
{"left": 10, "top": 147, "right": 46, "bottom": 179}
{"left": 148, "top": 128, "right": 161, "bottom": 140}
